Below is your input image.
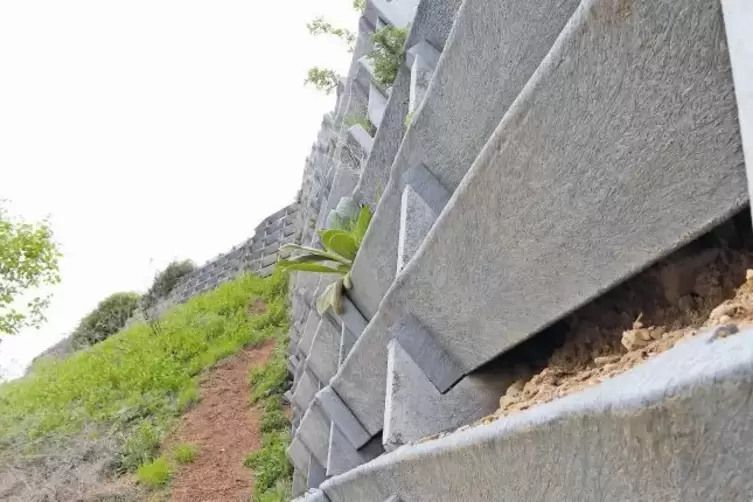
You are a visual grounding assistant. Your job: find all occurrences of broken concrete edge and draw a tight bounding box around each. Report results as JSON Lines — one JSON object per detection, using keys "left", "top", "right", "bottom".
{"left": 320, "top": 327, "right": 753, "bottom": 501}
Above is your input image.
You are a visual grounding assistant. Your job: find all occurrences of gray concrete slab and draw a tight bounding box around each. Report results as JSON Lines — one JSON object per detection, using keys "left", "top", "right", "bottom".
{"left": 348, "top": 0, "right": 582, "bottom": 319}
{"left": 293, "top": 368, "right": 321, "bottom": 412}
{"left": 315, "top": 386, "right": 371, "bottom": 449}
{"left": 306, "top": 318, "right": 342, "bottom": 385}
{"left": 323, "top": 327, "right": 753, "bottom": 502}
{"left": 298, "top": 402, "right": 333, "bottom": 470}
{"left": 335, "top": 0, "right": 747, "bottom": 437}
{"left": 288, "top": 436, "right": 313, "bottom": 475}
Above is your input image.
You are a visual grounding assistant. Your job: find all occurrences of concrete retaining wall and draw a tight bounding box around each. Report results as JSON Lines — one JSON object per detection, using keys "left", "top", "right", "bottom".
{"left": 283, "top": 0, "right": 753, "bottom": 499}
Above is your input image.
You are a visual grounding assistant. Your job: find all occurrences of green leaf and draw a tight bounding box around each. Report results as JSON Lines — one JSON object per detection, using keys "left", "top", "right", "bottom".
{"left": 316, "top": 279, "right": 344, "bottom": 315}
{"left": 319, "top": 229, "right": 358, "bottom": 260}
{"left": 279, "top": 243, "right": 350, "bottom": 265}
{"left": 352, "top": 206, "right": 372, "bottom": 246}
{"left": 276, "top": 261, "right": 344, "bottom": 275}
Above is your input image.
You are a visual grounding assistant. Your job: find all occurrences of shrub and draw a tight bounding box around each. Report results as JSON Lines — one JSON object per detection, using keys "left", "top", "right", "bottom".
{"left": 71, "top": 292, "right": 141, "bottom": 347}
{"left": 345, "top": 115, "right": 375, "bottom": 135}
{"left": 142, "top": 260, "right": 196, "bottom": 311}
{"left": 304, "top": 67, "right": 339, "bottom": 94}
{"left": 368, "top": 26, "right": 408, "bottom": 87}
{"left": 136, "top": 456, "right": 172, "bottom": 489}
{"left": 115, "top": 420, "right": 161, "bottom": 473}
{"left": 173, "top": 443, "right": 197, "bottom": 464}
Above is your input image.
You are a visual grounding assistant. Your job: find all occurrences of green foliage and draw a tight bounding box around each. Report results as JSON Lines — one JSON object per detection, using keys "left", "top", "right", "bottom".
{"left": 71, "top": 291, "right": 141, "bottom": 347}
{"left": 142, "top": 260, "right": 196, "bottom": 312}
{"left": 352, "top": 0, "right": 366, "bottom": 11}
{"left": 0, "top": 204, "right": 62, "bottom": 335}
{"left": 136, "top": 456, "right": 172, "bottom": 489}
{"left": 367, "top": 26, "right": 408, "bottom": 87}
{"left": 173, "top": 443, "right": 197, "bottom": 464}
{"left": 345, "top": 115, "right": 375, "bottom": 134}
{"left": 245, "top": 330, "right": 292, "bottom": 501}
{"left": 116, "top": 420, "right": 162, "bottom": 473}
{"left": 307, "top": 17, "right": 355, "bottom": 51}
{"left": 0, "top": 272, "right": 289, "bottom": 474}
{"left": 404, "top": 111, "right": 414, "bottom": 128}
{"left": 277, "top": 206, "right": 372, "bottom": 315}
{"left": 304, "top": 67, "right": 339, "bottom": 94}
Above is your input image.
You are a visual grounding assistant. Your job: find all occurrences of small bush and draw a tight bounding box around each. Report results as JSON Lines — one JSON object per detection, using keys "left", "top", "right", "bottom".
{"left": 116, "top": 421, "right": 161, "bottom": 474}
{"left": 142, "top": 259, "right": 196, "bottom": 311}
{"left": 71, "top": 292, "right": 141, "bottom": 347}
{"left": 173, "top": 443, "right": 197, "bottom": 464}
{"left": 368, "top": 26, "right": 408, "bottom": 87}
{"left": 136, "top": 456, "right": 172, "bottom": 489}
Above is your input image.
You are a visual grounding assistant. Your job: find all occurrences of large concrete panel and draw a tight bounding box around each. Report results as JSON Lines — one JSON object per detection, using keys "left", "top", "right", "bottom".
{"left": 323, "top": 328, "right": 753, "bottom": 502}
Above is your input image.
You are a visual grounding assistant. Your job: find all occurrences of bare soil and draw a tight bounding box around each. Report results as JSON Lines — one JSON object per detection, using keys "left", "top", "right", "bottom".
{"left": 486, "top": 245, "right": 753, "bottom": 424}
{"left": 167, "top": 339, "right": 275, "bottom": 502}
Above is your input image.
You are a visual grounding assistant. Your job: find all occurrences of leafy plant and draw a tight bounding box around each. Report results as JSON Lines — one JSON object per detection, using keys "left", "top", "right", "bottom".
{"left": 71, "top": 291, "right": 141, "bottom": 347}
{"left": 367, "top": 26, "right": 408, "bottom": 87}
{"left": 304, "top": 67, "right": 339, "bottom": 94}
{"left": 141, "top": 259, "right": 195, "bottom": 311}
{"left": 307, "top": 17, "right": 355, "bottom": 52}
{"left": 277, "top": 205, "right": 372, "bottom": 315}
{"left": 0, "top": 203, "right": 62, "bottom": 335}
{"left": 404, "top": 111, "right": 414, "bottom": 128}
{"left": 136, "top": 456, "right": 172, "bottom": 489}
{"left": 345, "top": 114, "right": 375, "bottom": 134}
{"left": 173, "top": 443, "right": 197, "bottom": 464}
{"left": 353, "top": 0, "right": 365, "bottom": 12}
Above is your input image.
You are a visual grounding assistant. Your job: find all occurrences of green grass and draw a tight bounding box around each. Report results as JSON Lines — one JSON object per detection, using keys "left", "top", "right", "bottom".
{"left": 137, "top": 456, "right": 172, "bottom": 489}
{"left": 244, "top": 332, "right": 293, "bottom": 502}
{"left": 0, "top": 272, "right": 289, "bottom": 482}
{"left": 173, "top": 443, "right": 197, "bottom": 464}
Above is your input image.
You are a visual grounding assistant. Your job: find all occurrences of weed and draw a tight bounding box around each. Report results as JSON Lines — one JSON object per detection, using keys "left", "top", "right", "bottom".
{"left": 136, "top": 456, "right": 172, "bottom": 489}
{"left": 173, "top": 443, "right": 197, "bottom": 464}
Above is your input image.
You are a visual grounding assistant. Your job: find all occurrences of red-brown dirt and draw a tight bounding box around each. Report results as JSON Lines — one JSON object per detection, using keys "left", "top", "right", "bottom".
{"left": 168, "top": 339, "right": 275, "bottom": 502}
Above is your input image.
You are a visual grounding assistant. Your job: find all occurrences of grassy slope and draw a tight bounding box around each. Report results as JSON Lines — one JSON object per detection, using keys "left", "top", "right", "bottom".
{"left": 0, "top": 272, "right": 291, "bottom": 500}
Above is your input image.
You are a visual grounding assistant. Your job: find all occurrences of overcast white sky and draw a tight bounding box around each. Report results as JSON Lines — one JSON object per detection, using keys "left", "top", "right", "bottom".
{"left": 0, "top": 1, "right": 357, "bottom": 379}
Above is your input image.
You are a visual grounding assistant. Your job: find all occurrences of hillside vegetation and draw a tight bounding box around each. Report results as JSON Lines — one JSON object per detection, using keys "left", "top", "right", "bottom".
{"left": 0, "top": 272, "right": 290, "bottom": 501}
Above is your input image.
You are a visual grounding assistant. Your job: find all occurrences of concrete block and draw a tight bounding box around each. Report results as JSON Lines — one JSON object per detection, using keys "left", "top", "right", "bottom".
{"left": 327, "top": 423, "right": 385, "bottom": 476}
{"left": 397, "top": 185, "right": 441, "bottom": 273}
{"left": 389, "top": 314, "right": 463, "bottom": 394}
{"left": 325, "top": 328, "right": 753, "bottom": 502}
{"left": 339, "top": 323, "right": 358, "bottom": 369}
{"left": 293, "top": 368, "right": 320, "bottom": 411}
{"left": 347, "top": 0, "right": 582, "bottom": 320}
{"left": 405, "top": 40, "right": 441, "bottom": 70}
{"left": 297, "top": 312, "right": 321, "bottom": 357}
{"left": 383, "top": 338, "right": 509, "bottom": 450}
{"left": 293, "top": 468, "right": 308, "bottom": 497}
{"left": 409, "top": 55, "right": 434, "bottom": 114}
{"left": 288, "top": 354, "right": 300, "bottom": 374}
{"left": 258, "top": 264, "right": 276, "bottom": 278}
{"left": 307, "top": 458, "right": 327, "bottom": 491}
{"left": 287, "top": 436, "right": 312, "bottom": 474}
{"left": 298, "top": 402, "right": 332, "bottom": 470}
{"left": 367, "top": 0, "right": 419, "bottom": 29}
{"left": 303, "top": 488, "right": 329, "bottom": 502}
{"left": 339, "top": 0, "right": 745, "bottom": 438}
{"left": 368, "top": 84, "right": 388, "bottom": 128}
{"left": 721, "top": 0, "right": 753, "bottom": 222}
{"left": 315, "top": 386, "right": 371, "bottom": 449}
{"left": 261, "top": 252, "right": 278, "bottom": 268}
{"left": 347, "top": 124, "right": 374, "bottom": 157}
{"left": 330, "top": 295, "right": 369, "bottom": 340}
{"left": 306, "top": 318, "right": 341, "bottom": 385}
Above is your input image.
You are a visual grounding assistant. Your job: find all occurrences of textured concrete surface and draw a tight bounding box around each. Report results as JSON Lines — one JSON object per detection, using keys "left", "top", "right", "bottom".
{"left": 335, "top": 0, "right": 747, "bottom": 436}
{"left": 293, "top": 369, "right": 320, "bottom": 412}
{"left": 396, "top": 185, "right": 443, "bottom": 274}
{"left": 383, "top": 339, "right": 509, "bottom": 450}
{"left": 330, "top": 295, "right": 368, "bottom": 340}
{"left": 297, "top": 316, "right": 323, "bottom": 358}
{"left": 306, "top": 456, "right": 327, "bottom": 491}
{"left": 348, "top": 0, "right": 581, "bottom": 319}
{"left": 368, "top": 84, "right": 388, "bottom": 128}
{"left": 339, "top": 324, "right": 358, "bottom": 369}
{"left": 721, "top": 0, "right": 753, "bottom": 219}
{"left": 292, "top": 468, "right": 308, "bottom": 497}
{"left": 315, "top": 386, "right": 371, "bottom": 449}
{"left": 306, "top": 319, "right": 341, "bottom": 385}
{"left": 323, "top": 328, "right": 753, "bottom": 502}
{"left": 298, "top": 402, "right": 333, "bottom": 470}
{"left": 288, "top": 436, "right": 312, "bottom": 475}
{"left": 327, "top": 424, "right": 385, "bottom": 477}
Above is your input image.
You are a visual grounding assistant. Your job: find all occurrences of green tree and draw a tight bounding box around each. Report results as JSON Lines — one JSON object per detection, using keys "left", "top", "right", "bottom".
{"left": 0, "top": 204, "right": 62, "bottom": 335}
{"left": 307, "top": 17, "right": 356, "bottom": 52}
{"left": 71, "top": 292, "right": 141, "bottom": 347}
{"left": 304, "top": 67, "right": 340, "bottom": 94}
{"left": 353, "top": 0, "right": 366, "bottom": 11}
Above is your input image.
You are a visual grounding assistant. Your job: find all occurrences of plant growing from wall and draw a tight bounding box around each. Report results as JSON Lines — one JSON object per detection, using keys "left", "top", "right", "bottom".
{"left": 367, "top": 26, "right": 408, "bottom": 88}
{"left": 277, "top": 205, "right": 372, "bottom": 315}
{"left": 345, "top": 114, "right": 375, "bottom": 134}
{"left": 352, "top": 0, "right": 365, "bottom": 11}
{"left": 304, "top": 67, "right": 340, "bottom": 94}
{"left": 307, "top": 17, "right": 356, "bottom": 52}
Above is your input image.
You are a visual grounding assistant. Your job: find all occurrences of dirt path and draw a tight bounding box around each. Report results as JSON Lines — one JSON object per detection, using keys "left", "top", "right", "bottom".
{"left": 168, "top": 339, "right": 275, "bottom": 502}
